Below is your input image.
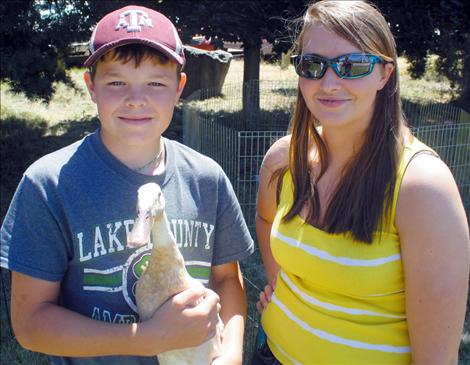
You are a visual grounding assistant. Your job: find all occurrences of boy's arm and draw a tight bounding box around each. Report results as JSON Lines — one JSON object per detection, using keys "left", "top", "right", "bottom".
{"left": 11, "top": 271, "right": 220, "bottom": 357}
{"left": 209, "top": 261, "right": 246, "bottom": 365}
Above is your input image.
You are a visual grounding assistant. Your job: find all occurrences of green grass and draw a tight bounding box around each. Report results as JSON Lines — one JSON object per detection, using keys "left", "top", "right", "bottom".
{"left": 225, "top": 57, "right": 456, "bottom": 104}
{"left": 1, "top": 58, "right": 468, "bottom": 364}
{"left": 0, "top": 68, "right": 96, "bottom": 127}
{"left": 0, "top": 57, "right": 456, "bottom": 127}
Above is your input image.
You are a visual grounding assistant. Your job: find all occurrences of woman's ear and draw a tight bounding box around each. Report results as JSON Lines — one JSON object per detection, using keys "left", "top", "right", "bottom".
{"left": 83, "top": 71, "right": 97, "bottom": 103}
{"left": 377, "top": 63, "right": 395, "bottom": 91}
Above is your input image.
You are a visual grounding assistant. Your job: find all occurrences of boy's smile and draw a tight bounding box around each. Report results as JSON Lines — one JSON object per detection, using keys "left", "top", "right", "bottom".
{"left": 118, "top": 116, "right": 154, "bottom": 126}
{"left": 84, "top": 54, "right": 186, "bottom": 170}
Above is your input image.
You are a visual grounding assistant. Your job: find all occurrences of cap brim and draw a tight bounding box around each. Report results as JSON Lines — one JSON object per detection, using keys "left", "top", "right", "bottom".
{"left": 83, "top": 38, "right": 185, "bottom": 68}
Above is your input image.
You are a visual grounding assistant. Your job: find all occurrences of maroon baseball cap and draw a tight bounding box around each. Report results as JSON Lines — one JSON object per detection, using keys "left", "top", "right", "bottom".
{"left": 84, "top": 5, "right": 185, "bottom": 68}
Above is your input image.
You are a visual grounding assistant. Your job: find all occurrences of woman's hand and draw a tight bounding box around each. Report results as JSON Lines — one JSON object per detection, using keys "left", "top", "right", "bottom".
{"left": 210, "top": 350, "right": 241, "bottom": 365}
{"left": 256, "top": 279, "right": 276, "bottom": 313}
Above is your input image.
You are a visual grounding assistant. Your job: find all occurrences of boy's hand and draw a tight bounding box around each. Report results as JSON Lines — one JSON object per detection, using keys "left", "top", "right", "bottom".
{"left": 142, "top": 287, "right": 221, "bottom": 355}
{"left": 256, "top": 278, "right": 276, "bottom": 313}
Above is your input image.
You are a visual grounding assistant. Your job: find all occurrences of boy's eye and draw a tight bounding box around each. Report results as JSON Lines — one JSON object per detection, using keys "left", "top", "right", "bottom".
{"left": 149, "top": 82, "right": 164, "bottom": 87}
{"left": 108, "top": 81, "right": 125, "bottom": 86}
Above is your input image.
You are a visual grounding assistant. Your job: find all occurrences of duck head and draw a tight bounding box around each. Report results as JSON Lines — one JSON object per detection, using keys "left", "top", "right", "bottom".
{"left": 127, "top": 182, "right": 166, "bottom": 248}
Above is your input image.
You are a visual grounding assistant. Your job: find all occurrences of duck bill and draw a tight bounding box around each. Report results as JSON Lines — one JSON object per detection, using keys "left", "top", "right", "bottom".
{"left": 127, "top": 213, "right": 153, "bottom": 248}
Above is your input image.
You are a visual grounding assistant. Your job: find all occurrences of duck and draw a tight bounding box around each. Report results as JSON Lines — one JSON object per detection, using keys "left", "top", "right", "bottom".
{"left": 127, "top": 182, "right": 223, "bottom": 364}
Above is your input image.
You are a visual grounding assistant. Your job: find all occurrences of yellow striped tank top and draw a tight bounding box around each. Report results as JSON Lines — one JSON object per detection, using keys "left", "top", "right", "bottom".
{"left": 261, "top": 136, "right": 436, "bottom": 364}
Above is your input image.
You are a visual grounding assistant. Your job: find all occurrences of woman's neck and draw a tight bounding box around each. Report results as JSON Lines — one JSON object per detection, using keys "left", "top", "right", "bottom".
{"left": 320, "top": 125, "right": 366, "bottom": 168}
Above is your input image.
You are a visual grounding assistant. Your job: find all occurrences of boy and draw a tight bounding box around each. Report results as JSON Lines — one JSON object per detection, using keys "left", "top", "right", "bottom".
{"left": 0, "top": 5, "right": 253, "bottom": 365}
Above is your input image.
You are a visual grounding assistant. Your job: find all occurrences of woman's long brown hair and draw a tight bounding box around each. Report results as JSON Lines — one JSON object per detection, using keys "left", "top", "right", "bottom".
{"left": 276, "top": 0, "right": 408, "bottom": 243}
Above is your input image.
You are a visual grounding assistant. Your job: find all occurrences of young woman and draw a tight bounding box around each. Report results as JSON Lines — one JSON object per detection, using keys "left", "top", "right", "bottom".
{"left": 254, "top": 1, "right": 469, "bottom": 364}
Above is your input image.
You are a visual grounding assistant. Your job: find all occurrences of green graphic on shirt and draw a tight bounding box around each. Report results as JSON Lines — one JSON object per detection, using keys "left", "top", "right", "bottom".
{"left": 83, "top": 271, "right": 122, "bottom": 286}
{"left": 133, "top": 255, "right": 150, "bottom": 277}
{"left": 82, "top": 260, "right": 210, "bottom": 292}
{"left": 187, "top": 266, "right": 210, "bottom": 279}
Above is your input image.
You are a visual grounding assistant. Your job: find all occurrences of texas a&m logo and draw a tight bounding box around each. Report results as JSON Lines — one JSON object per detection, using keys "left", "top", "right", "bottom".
{"left": 115, "top": 9, "right": 153, "bottom": 32}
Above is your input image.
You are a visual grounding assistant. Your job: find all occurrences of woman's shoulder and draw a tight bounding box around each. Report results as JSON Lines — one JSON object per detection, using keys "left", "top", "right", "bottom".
{"left": 396, "top": 151, "right": 463, "bottom": 231}
{"left": 261, "top": 135, "right": 291, "bottom": 173}
{"left": 403, "top": 134, "right": 437, "bottom": 156}
{"left": 401, "top": 151, "right": 454, "bottom": 193}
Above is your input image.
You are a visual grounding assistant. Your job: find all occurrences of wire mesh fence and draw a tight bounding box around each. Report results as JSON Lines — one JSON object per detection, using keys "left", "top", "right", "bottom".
{"left": 183, "top": 81, "right": 469, "bottom": 234}
{"left": 402, "top": 99, "right": 464, "bottom": 125}
{"left": 414, "top": 123, "right": 470, "bottom": 205}
{"left": 0, "top": 81, "right": 467, "bottom": 364}
{"left": 183, "top": 81, "right": 470, "bottom": 363}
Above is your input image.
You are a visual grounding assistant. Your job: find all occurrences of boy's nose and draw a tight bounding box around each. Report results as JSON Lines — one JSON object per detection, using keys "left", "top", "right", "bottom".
{"left": 125, "top": 88, "right": 147, "bottom": 107}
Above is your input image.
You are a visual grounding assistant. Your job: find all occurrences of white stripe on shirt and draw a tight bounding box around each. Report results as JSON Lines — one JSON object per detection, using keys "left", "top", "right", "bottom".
{"left": 272, "top": 294, "right": 411, "bottom": 353}
{"left": 272, "top": 229, "right": 401, "bottom": 266}
{"left": 281, "top": 271, "right": 406, "bottom": 319}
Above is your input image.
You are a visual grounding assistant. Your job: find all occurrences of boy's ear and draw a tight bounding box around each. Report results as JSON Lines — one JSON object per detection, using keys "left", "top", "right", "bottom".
{"left": 83, "top": 71, "right": 97, "bottom": 103}
{"left": 175, "top": 72, "right": 187, "bottom": 105}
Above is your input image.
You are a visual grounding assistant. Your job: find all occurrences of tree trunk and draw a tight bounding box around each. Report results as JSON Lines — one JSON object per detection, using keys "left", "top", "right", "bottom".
{"left": 460, "top": 36, "right": 470, "bottom": 112}
{"left": 242, "top": 43, "right": 261, "bottom": 130}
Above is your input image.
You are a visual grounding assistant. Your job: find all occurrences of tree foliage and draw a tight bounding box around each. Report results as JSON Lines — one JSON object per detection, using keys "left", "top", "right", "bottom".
{"left": 0, "top": 1, "right": 89, "bottom": 101}
{"left": 375, "top": 0, "right": 470, "bottom": 108}
{"left": 159, "top": 0, "right": 307, "bottom": 128}
{"left": 1, "top": 0, "right": 468, "bottom": 109}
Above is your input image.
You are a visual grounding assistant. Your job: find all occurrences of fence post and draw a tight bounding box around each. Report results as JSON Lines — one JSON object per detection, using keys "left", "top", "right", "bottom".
{"left": 243, "top": 80, "right": 260, "bottom": 131}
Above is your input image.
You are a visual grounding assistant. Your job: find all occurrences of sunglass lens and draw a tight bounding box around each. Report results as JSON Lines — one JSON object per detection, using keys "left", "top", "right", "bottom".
{"left": 337, "top": 55, "right": 372, "bottom": 78}
{"left": 297, "top": 56, "right": 325, "bottom": 79}
{"left": 294, "top": 54, "right": 381, "bottom": 79}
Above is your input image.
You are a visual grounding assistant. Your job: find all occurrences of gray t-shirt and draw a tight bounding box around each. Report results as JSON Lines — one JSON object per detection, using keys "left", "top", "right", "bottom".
{"left": 0, "top": 130, "right": 254, "bottom": 365}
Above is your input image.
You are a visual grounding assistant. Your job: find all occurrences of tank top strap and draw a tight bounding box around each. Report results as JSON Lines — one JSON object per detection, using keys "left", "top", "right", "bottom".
{"left": 389, "top": 136, "right": 439, "bottom": 232}
{"left": 278, "top": 169, "right": 295, "bottom": 209}
{"left": 279, "top": 138, "right": 438, "bottom": 235}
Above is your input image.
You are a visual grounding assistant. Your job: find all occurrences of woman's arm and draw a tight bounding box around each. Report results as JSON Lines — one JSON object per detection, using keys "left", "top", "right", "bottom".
{"left": 396, "top": 153, "right": 469, "bottom": 365}
{"left": 255, "top": 136, "right": 290, "bottom": 310}
{"left": 11, "top": 271, "right": 220, "bottom": 357}
{"left": 256, "top": 163, "right": 281, "bottom": 285}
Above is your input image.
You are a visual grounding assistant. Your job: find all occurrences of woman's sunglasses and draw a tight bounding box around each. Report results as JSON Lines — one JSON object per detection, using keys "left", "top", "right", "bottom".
{"left": 292, "top": 53, "right": 390, "bottom": 80}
